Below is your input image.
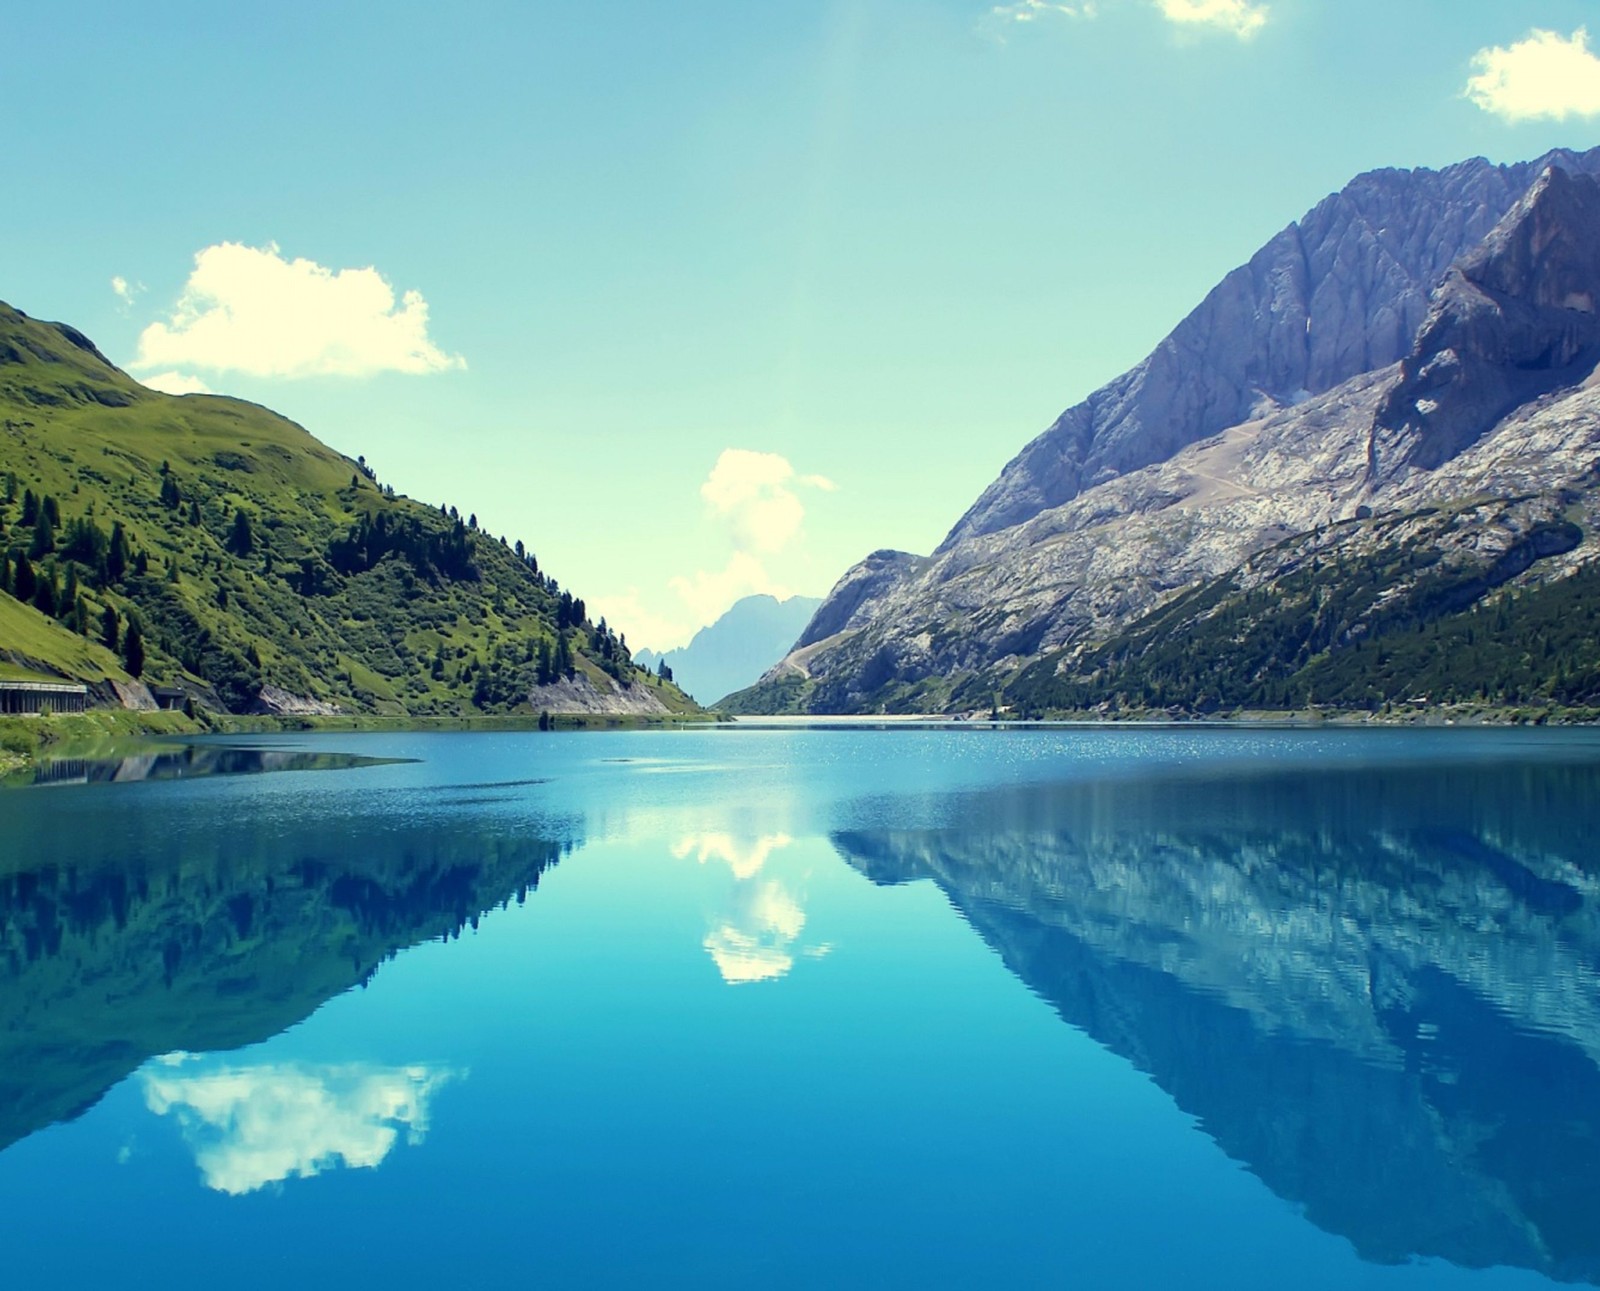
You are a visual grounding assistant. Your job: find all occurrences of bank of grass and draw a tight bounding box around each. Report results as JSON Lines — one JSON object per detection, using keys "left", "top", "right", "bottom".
{"left": 0, "top": 708, "right": 202, "bottom": 778}
{"left": 0, "top": 595, "right": 130, "bottom": 684}
{"left": 209, "top": 709, "right": 723, "bottom": 736}
{"left": 0, "top": 703, "right": 724, "bottom": 779}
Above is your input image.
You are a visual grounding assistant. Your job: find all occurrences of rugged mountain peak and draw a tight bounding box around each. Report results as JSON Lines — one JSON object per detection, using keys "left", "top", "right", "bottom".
{"left": 1376, "top": 164, "right": 1600, "bottom": 475}
{"left": 792, "top": 549, "right": 926, "bottom": 651}
{"left": 734, "top": 148, "right": 1600, "bottom": 717}
{"left": 1467, "top": 163, "right": 1600, "bottom": 306}
{"left": 939, "top": 147, "right": 1600, "bottom": 552}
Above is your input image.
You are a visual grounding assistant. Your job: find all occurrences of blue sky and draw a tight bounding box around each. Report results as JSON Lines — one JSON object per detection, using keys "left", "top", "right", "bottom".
{"left": 9, "top": 1, "right": 1600, "bottom": 647}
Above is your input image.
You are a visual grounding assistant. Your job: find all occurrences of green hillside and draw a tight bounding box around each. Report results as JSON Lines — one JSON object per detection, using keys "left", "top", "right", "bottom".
{"left": 0, "top": 302, "right": 697, "bottom": 717}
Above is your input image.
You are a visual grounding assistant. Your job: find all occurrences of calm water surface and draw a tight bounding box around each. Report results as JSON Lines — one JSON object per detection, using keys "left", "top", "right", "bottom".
{"left": 2, "top": 725, "right": 1598, "bottom": 1288}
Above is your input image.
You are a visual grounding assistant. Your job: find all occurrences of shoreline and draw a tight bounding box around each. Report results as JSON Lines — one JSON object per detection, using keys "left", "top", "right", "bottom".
{"left": 4, "top": 699, "right": 1596, "bottom": 771}
{"left": 0, "top": 706, "right": 724, "bottom": 775}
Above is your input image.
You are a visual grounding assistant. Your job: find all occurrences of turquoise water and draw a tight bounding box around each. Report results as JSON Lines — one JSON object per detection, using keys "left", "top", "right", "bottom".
{"left": 2, "top": 725, "right": 1598, "bottom": 1288}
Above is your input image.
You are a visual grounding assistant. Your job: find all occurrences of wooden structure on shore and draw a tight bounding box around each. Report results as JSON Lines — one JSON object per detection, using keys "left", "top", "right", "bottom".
{"left": 0, "top": 681, "right": 89, "bottom": 715}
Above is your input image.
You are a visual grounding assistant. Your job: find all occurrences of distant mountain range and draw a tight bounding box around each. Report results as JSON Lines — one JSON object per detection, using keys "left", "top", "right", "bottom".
{"left": 634, "top": 593, "right": 822, "bottom": 705}
{"left": 727, "top": 148, "right": 1600, "bottom": 717}
{"left": 0, "top": 304, "right": 695, "bottom": 718}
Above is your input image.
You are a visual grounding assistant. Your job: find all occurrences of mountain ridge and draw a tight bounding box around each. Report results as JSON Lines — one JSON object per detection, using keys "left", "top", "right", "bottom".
{"left": 0, "top": 303, "right": 699, "bottom": 719}
{"left": 729, "top": 149, "right": 1600, "bottom": 717}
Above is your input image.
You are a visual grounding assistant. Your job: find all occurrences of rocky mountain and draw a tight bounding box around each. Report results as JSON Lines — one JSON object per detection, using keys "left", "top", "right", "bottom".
{"left": 634, "top": 593, "right": 823, "bottom": 705}
{"left": 728, "top": 149, "right": 1600, "bottom": 716}
{"left": 0, "top": 303, "right": 696, "bottom": 718}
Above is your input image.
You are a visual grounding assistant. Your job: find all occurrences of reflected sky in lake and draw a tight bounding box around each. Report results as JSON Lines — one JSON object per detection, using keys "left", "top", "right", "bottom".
{"left": 1, "top": 726, "right": 1598, "bottom": 1287}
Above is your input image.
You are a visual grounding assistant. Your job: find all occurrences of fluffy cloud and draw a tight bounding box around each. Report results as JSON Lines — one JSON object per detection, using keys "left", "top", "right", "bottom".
{"left": 1466, "top": 27, "right": 1600, "bottom": 122}
{"left": 132, "top": 242, "right": 465, "bottom": 380}
{"left": 138, "top": 370, "right": 212, "bottom": 396}
{"left": 1153, "top": 0, "right": 1267, "bottom": 38}
{"left": 143, "top": 1059, "right": 455, "bottom": 1195}
{"left": 700, "top": 449, "right": 836, "bottom": 555}
{"left": 666, "top": 551, "right": 795, "bottom": 637}
{"left": 597, "top": 451, "right": 833, "bottom": 650}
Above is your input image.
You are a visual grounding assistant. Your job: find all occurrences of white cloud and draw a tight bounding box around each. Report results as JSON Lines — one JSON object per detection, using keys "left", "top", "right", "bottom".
{"left": 133, "top": 242, "right": 465, "bottom": 380}
{"left": 667, "top": 551, "right": 795, "bottom": 636}
{"left": 139, "top": 370, "right": 213, "bottom": 396}
{"left": 143, "top": 1058, "right": 455, "bottom": 1195}
{"left": 1466, "top": 27, "right": 1600, "bottom": 122}
{"left": 700, "top": 449, "right": 836, "bottom": 555}
{"left": 1154, "top": 0, "right": 1267, "bottom": 38}
{"left": 110, "top": 275, "right": 145, "bottom": 308}
{"left": 596, "top": 450, "right": 833, "bottom": 650}
{"left": 991, "top": 0, "right": 1096, "bottom": 22}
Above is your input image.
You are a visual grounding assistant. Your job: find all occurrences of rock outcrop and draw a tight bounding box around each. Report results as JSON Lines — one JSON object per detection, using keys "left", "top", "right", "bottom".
{"left": 250, "top": 685, "right": 342, "bottom": 716}
{"left": 526, "top": 670, "right": 671, "bottom": 716}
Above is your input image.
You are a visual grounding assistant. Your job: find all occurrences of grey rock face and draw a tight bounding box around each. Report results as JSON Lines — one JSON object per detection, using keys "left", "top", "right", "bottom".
{"left": 944, "top": 147, "right": 1600, "bottom": 550}
{"left": 792, "top": 549, "right": 927, "bottom": 651}
{"left": 1377, "top": 165, "right": 1600, "bottom": 476}
{"left": 756, "top": 151, "right": 1600, "bottom": 713}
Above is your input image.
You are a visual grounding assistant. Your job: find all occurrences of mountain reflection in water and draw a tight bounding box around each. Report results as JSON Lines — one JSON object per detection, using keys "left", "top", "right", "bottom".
{"left": 832, "top": 759, "right": 1600, "bottom": 1285}
{"left": 0, "top": 790, "right": 574, "bottom": 1158}
{"left": 22, "top": 743, "right": 404, "bottom": 787}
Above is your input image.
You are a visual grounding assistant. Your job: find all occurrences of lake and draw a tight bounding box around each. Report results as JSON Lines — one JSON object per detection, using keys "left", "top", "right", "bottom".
{"left": 2, "top": 724, "right": 1598, "bottom": 1288}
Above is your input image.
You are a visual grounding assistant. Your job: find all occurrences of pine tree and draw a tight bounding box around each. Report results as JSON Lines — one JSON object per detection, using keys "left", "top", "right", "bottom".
{"left": 228, "top": 509, "right": 254, "bottom": 556}
{"left": 29, "top": 507, "right": 54, "bottom": 558}
{"left": 101, "top": 603, "right": 119, "bottom": 652}
{"left": 107, "top": 522, "right": 129, "bottom": 582}
{"left": 32, "top": 568, "right": 56, "bottom": 617}
{"left": 13, "top": 554, "right": 36, "bottom": 602}
{"left": 122, "top": 617, "right": 145, "bottom": 677}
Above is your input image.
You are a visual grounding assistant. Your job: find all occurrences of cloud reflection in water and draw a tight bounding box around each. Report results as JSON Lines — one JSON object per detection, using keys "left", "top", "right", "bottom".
{"left": 142, "top": 1056, "right": 456, "bottom": 1195}
{"left": 674, "top": 833, "right": 829, "bottom": 985}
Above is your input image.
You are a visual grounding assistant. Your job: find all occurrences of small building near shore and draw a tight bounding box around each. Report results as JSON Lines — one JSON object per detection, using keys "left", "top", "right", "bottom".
{"left": 0, "top": 681, "right": 90, "bottom": 715}
{"left": 150, "top": 685, "right": 187, "bottom": 711}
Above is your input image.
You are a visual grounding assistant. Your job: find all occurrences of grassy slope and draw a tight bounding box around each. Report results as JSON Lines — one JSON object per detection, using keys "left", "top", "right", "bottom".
{"left": 0, "top": 593, "right": 129, "bottom": 682}
{"left": 0, "top": 302, "right": 700, "bottom": 717}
